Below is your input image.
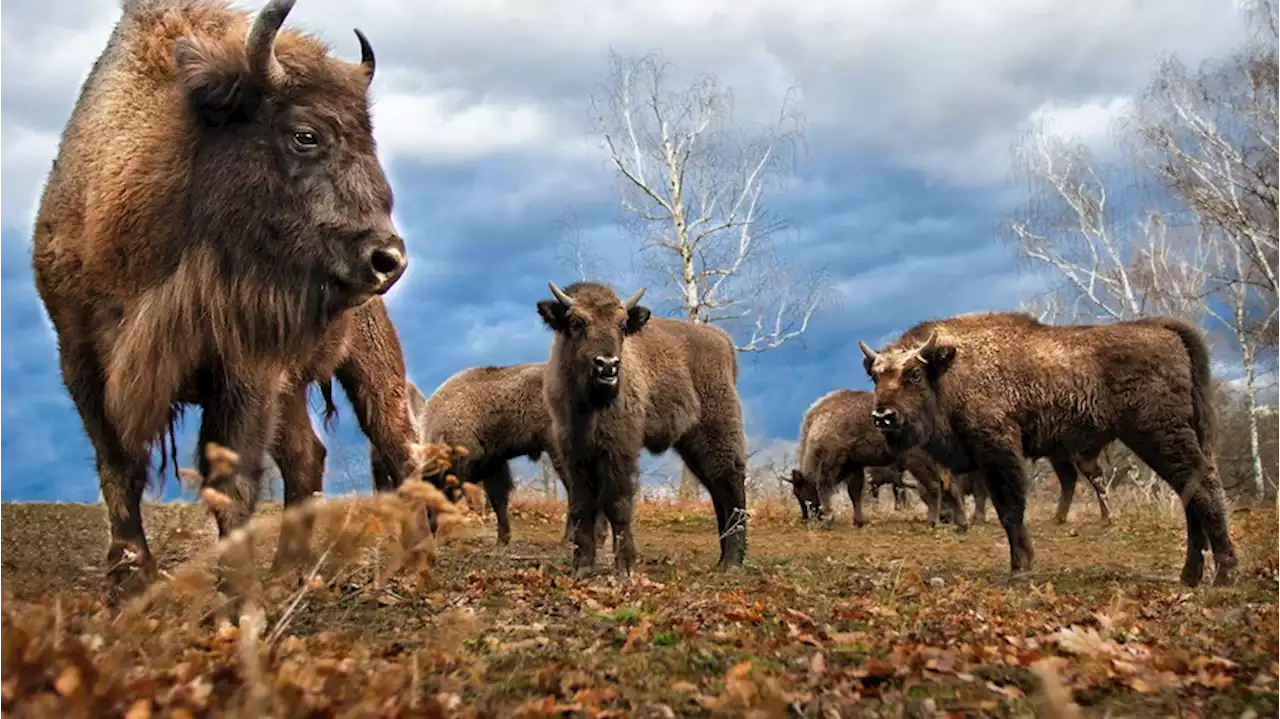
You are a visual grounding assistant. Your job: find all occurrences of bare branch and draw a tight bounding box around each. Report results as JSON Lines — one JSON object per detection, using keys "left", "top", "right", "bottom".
{"left": 574, "top": 50, "right": 830, "bottom": 357}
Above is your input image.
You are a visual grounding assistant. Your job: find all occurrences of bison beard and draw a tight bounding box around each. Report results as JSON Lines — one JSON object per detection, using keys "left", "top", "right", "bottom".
{"left": 787, "top": 389, "right": 966, "bottom": 529}
{"left": 538, "top": 282, "right": 749, "bottom": 578}
{"left": 859, "top": 312, "right": 1239, "bottom": 587}
{"left": 30, "top": 0, "right": 411, "bottom": 596}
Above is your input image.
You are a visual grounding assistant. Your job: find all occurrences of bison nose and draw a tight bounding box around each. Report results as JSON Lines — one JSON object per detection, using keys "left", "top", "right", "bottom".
{"left": 364, "top": 236, "right": 407, "bottom": 293}
{"left": 871, "top": 407, "right": 900, "bottom": 430}
{"left": 593, "top": 355, "right": 620, "bottom": 372}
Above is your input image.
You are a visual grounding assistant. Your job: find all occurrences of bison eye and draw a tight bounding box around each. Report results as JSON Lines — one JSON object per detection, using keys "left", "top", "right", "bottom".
{"left": 291, "top": 129, "right": 321, "bottom": 152}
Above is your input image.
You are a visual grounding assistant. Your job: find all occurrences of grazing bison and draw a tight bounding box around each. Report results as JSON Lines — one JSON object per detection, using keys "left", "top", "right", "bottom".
{"left": 401, "top": 363, "right": 610, "bottom": 546}
{"left": 859, "top": 311, "right": 1238, "bottom": 587}
{"left": 538, "top": 281, "right": 749, "bottom": 577}
{"left": 31, "top": 0, "right": 410, "bottom": 593}
{"left": 787, "top": 390, "right": 966, "bottom": 529}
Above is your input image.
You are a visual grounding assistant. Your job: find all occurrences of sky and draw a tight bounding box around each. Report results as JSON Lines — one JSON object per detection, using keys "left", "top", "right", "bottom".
{"left": 0, "top": 0, "right": 1260, "bottom": 502}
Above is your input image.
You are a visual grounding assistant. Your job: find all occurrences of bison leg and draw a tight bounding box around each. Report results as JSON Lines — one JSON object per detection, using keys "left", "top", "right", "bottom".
{"left": 1121, "top": 429, "right": 1237, "bottom": 587}
{"left": 1050, "top": 458, "right": 1079, "bottom": 524}
{"left": 334, "top": 302, "right": 416, "bottom": 493}
{"left": 911, "top": 463, "right": 969, "bottom": 533}
{"left": 59, "top": 348, "right": 157, "bottom": 595}
{"left": 1076, "top": 459, "right": 1113, "bottom": 525}
{"left": 196, "top": 373, "right": 280, "bottom": 599}
{"left": 969, "top": 474, "right": 989, "bottom": 525}
{"left": 843, "top": 468, "right": 868, "bottom": 527}
{"left": 480, "top": 462, "right": 516, "bottom": 546}
{"left": 979, "top": 455, "right": 1034, "bottom": 575}
{"left": 675, "top": 428, "right": 748, "bottom": 567}
{"left": 600, "top": 485, "right": 638, "bottom": 579}
{"left": 269, "top": 387, "right": 326, "bottom": 576}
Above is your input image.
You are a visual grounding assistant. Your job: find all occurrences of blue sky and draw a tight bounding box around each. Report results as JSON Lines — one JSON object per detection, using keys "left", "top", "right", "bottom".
{"left": 0, "top": 0, "right": 1258, "bottom": 502}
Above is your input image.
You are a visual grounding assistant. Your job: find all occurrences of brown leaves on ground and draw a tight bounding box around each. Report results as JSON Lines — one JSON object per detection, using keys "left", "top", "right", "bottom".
{"left": 1, "top": 494, "right": 1277, "bottom": 717}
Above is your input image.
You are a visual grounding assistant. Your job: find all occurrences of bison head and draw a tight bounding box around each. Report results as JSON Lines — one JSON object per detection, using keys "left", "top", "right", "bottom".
{"left": 172, "top": 0, "right": 406, "bottom": 316}
{"left": 859, "top": 330, "right": 956, "bottom": 450}
{"left": 537, "top": 281, "right": 650, "bottom": 405}
{"left": 787, "top": 469, "right": 823, "bottom": 521}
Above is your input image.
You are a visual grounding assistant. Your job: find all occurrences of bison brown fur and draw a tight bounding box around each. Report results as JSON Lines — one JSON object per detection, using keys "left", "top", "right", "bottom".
{"left": 787, "top": 390, "right": 966, "bottom": 529}
{"left": 537, "top": 281, "right": 749, "bottom": 577}
{"left": 404, "top": 362, "right": 610, "bottom": 546}
{"left": 31, "top": 0, "right": 408, "bottom": 594}
{"left": 859, "top": 311, "right": 1238, "bottom": 587}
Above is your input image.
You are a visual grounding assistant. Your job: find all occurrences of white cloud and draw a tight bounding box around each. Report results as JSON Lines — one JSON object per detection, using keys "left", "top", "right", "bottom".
{"left": 2, "top": 0, "right": 1254, "bottom": 234}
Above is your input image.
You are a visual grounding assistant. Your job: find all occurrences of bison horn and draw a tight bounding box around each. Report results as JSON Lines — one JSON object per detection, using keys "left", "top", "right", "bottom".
{"left": 354, "top": 28, "right": 375, "bottom": 85}
{"left": 622, "top": 287, "right": 646, "bottom": 310}
{"left": 858, "top": 341, "right": 879, "bottom": 362}
{"left": 246, "top": 0, "right": 294, "bottom": 87}
{"left": 912, "top": 330, "right": 939, "bottom": 363}
{"left": 548, "top": 282, "right": 575, "bottom": 307}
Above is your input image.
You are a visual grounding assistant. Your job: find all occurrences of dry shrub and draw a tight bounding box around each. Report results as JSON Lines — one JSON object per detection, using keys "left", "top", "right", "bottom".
{"left": 1, "top": 440, "right": 484, "bottom": 717}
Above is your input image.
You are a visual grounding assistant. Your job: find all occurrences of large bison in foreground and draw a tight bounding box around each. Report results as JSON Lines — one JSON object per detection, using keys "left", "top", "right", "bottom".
{"left": 538, "top": 282, "right": 749, "bottom": 577}
{"left": 31, "top": 0, "right": 413, "bottom": 594}
{"left": 401, "top": 363, "right": 609, "bottom": 546}
{"left": 788, "top": 389, "right": 966, "bottom": 529}
{"left": 859, "top": 311, "right": 1238, "bottom": 587}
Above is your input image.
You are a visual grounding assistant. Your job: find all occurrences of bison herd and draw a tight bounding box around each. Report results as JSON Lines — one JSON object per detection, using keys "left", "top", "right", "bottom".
{"left": 30, "top": 0, "right": 1239, "bottom": 600}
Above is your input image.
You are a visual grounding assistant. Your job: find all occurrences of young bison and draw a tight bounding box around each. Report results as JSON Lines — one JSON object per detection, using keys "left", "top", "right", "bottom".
{"left": 401, "top": 363, "right": 609, "bottom": 546}
{"left": 538, "top": 281, "right": 749, "bottom": 578}
{"left": 787, "top": 389, "right": 966, "bottom": 529}
{"left": 31, "top": 0, "right": 411, "bottom": 593}
{"left": 859, "top": 312, "right": 1238, "bottom": 587}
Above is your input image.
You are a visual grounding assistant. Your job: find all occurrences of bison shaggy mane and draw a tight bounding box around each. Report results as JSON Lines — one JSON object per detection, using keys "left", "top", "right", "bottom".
{"left": 859, "top": 311, "right": 1238, "bottom": 587}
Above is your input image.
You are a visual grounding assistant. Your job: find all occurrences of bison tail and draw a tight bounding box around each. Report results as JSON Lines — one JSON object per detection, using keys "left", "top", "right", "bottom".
{"left": 318, "top": 379, "right": 340, "bottom": 433}
{"left": 1155, "top": 318, "right": 1217, "bottom": 455}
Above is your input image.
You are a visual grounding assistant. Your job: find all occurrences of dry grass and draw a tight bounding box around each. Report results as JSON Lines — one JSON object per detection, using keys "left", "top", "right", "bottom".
{"left": 2, "top": 485, "right": 1277, "bottom": 718}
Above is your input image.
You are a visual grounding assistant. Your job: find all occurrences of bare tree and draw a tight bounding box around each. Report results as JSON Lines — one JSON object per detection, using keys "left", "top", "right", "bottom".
{"left": 1006, "top": 122, "right": 1211, "bottom": 324}
{"left": 584, "top": 50, "right": 831, "bottom": 500}
{"left": 1122, "top": 0, "right": 1280, "bottom": 496}
{"left": 586, "top": 50, "right": 829, "bottom": 352}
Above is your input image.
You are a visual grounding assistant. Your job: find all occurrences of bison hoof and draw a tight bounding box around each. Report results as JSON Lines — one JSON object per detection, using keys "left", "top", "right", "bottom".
{"left": 497, "top": 534, "right": 511, "bottom": 547}
{"left": 954, "top": 524, "right": 970, "bottom": 534}
{"left": 853, "top": 519, "right": 867, "bottom": 528}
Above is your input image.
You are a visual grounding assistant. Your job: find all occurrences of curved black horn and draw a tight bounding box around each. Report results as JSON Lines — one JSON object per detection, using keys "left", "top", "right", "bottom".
{"left": 354, "top": 28, "right": 375, "bottom": 84}
{"left": 913, "top": 330, "right": 939, "bottom": 362}
{"left": 246, "top": 0, "right": 295, "bottom": 87}
{"left": 548, "top": 282, "right": 575, "bottom": 306}
{"left": 622, "top": 287, "right": 646, "bottom": 310}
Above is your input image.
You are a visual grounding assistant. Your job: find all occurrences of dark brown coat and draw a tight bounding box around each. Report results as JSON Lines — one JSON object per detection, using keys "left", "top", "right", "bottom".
{"left": 788, "top": 389, "right": 966, "bottom": 528}
{"left": 537, "top": 281, "right": 748, "bottom": 577}
{"left": 30, "top": 0, "right": 411, "bottom": 593}
{"left": 859, "top": 311, "right": 1238, "bottom": 587}
{"left": 405, "top": 362, "right": 608, "bottom": 546}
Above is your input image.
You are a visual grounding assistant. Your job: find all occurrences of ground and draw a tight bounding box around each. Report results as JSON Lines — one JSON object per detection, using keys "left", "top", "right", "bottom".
{"left": 2, "top": 489, "right": 1277, "bottom": 718}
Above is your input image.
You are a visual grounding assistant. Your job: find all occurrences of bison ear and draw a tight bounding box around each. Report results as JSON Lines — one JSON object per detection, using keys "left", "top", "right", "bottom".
{"left": 788, "top": 469, "right": 803, "bottom": 485}
{"left": 624, "top": 305, "right": 651, "bottom": 335}
{"left": 536, "top": 300, "right": 567, "bottom": 331}
{"left": 921, "top": 341, "right": 957, "bottom": 375}
{"left": 861, "top": 354, "right": 875, "bottom": 379}
{"left": 173, "top": 36, "right": 262, "bottom": 126}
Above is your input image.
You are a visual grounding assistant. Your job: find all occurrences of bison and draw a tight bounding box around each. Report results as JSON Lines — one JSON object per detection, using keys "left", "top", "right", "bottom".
{"left": 400, "top": 363, "right": 610, "bottom": 546}
{"left": 787, "top": 389, "right": 966, "bottom": 529}
{"left": 537, "top": 281, "right": 749, "bottom": 577}
{"left": 31, "top": 0, "right": 412, "bottom": 594}
{"left": 858, "top": 311, "right": 1238, "bottom": 587}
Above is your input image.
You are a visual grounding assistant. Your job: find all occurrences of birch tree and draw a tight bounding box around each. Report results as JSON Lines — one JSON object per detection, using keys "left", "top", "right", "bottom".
{"left": 1005, "top": 124, "right": 1210, "bottom": 324}
{"left": 586, "top": 51, "right": 828, "bottom": 353}
{"left": 585, "top": 50, "right": 830, "bottom": 500}
{"left": 1124, "top": 0, "right": 1280, "bottom": 495}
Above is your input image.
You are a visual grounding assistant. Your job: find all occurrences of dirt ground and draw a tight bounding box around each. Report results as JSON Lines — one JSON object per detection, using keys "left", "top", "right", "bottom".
{"left": 2, "top": 491, "right": 1277, "bottom": 718}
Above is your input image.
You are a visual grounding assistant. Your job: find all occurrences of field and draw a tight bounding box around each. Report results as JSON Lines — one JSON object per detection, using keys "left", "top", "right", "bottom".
{"left": 2, "top": 488, "right": 1277, "bottom": 718}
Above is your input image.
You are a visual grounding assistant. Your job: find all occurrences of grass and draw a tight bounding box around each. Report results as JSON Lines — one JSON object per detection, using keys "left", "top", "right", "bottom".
{"left": 1, "top": 486, "right": 1276, "bottom": 718}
